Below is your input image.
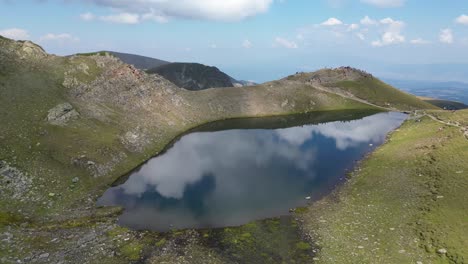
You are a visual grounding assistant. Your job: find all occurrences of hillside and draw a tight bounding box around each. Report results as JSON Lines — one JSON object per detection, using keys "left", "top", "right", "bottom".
{"left": 299, "top": 109, "right": 468, "bottom": 263}
{"left": 417, "top": 97, "right": 468, "bottom": 110}
{"left": 75, "top": 51, "right": 170, "bottom": 70}
{"left": 0, "top": 37, "right": 440, "bottom": 263}
{"left": 287, "top": 67, "right": 438, "bottom": 111}
{"left": 108, "top": 51, "right": 170, "bottom": 70}
{"left": 147, "top": 62, "right": 236, "bottom": 90}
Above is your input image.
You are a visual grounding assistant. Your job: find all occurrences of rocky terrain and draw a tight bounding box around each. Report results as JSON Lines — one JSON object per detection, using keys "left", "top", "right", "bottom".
{"left": 0, "top": 35, "right": 446, "bottom": 263}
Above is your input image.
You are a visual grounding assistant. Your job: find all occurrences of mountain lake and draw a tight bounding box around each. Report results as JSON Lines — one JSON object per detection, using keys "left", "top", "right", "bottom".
{"left": 98, "top": 111, "right": 407, "bottom": 231}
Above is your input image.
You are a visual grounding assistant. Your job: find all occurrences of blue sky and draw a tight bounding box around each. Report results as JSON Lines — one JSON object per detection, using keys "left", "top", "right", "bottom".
{"left": 1, "top": 0, "right": 468, "bottom": 82}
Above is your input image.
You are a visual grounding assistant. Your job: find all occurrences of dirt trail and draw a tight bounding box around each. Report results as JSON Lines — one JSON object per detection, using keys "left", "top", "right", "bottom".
{"left": 414, "top": 110, "right": 468, "bottom": 140}
{"left": 307, "top": 81, "right": 391, "bottom": 111}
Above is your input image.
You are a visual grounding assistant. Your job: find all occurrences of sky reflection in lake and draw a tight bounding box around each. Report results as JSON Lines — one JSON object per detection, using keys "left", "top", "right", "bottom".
{"left": 98, "top": 112, "right": 406, "bottom": 231}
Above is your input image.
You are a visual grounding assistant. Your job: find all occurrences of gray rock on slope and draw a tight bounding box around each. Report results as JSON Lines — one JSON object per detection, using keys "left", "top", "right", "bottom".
{"left": 47, "top": 103, "right": 79, "bottom": 126}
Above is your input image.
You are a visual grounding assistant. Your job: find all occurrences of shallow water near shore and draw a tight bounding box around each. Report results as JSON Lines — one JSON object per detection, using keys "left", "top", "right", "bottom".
{"left": 98, "top": 111, "right": 407, "bottom": 231}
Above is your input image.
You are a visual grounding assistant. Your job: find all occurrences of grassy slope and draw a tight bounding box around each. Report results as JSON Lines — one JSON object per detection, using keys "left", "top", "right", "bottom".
{"left": 423, "top": 99, "right": 468, "bottom": 110}
{"left": 299, "top": 110, "right": 468, "bottom": 263}
{"left": 287, "top": 68, "right": 438, "bottom": 111}
{"left": 330, "top": 78, "right": 438, "bottom": 110}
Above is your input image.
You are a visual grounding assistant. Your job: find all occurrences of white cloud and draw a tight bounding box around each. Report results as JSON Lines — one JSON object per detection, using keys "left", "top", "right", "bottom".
{"left": 80, "top": 12, "right": 95, "bottom": 21}
{"left": 361, "top": 0, "right": 405, "bottom": 8}
{"left": 141, "top": 10, "right": 169, "bottom": 23}
{"left": 100, "top": 13, "right": 140, "bottom": 24}
{"left": 439, "top": 28, "right": 453, "bottom": 44}
{"left": 210, "top": 43, "right": 217, "bottom": 49}
{"left": 371, "top": 17, "right": 405, "bottom": 47}
{"left": 0, "top": 28, "right": 30, "bottom": 40}
{"left": 274, "top": 37, "right": 298, "bottom": 49}
{"left": 356, "top": 32, "right": 366, "bottom": 40}
{"left": 348, "top": 23, "right": 360, "bottom": 31}
{"left": 39, "top": 33, "right": 79, "bottom": 43}
{"left": 410, "top": 38, "right": 430, "bottom": 45}
{"left": 81, "top": 0, "right": 273, "bottom": 22}
{"left": 242, "top": 39, "right": 252, "bottom": 48}
{"left": 82, "top": 11, "right": 168, "bottom": 24}
{"left": 321, "top": 17, "right": 343, "bottom": 26}
{"left": 360, "top": 16, "right": 377, "bottom": 25}
{"left": 455, "top": 14, "right": 468, "bottom": 25}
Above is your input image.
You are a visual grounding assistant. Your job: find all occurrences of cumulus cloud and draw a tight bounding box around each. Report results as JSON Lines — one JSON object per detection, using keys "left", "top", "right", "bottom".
{"left": 0, "top": 28, "right": 30, "bottom": 40}
{"left": 360, "top": 0, "right": 405, "bottom": 8}
{"left": 347, "top": 23, "right": 360, "bottom": 31}
{"left": 81, "top": 11, "right": 168, "bottom": 24}
{"left": 78, "top": 0, "right": 273, "bottom": 22}
{"left": 321, "top": 17, "right": 343, "bottom": 26}
{"left": 274, "top": 37, "right": 298, "bottom": 49}
{"left": 100, "top": 12, "right": 140, "bottom": 24}
{"left": 39, "top": 33, "right": 79, "bottom": 43}
{"left": 455, "top": 14, "right": 468, "bottom": 25}
{"left": 356, "top": 32, "right": 366, "bottom": 40}
{"left": 360, "top": 15, "right": 377, "bottom": 25}
{"left": 439, "top": 28, "right": 453, "bottom": 44}
{"left": 242, "top": 39, "right": 252, "bottom": 48}
{"left": 410, "top": 38, "right": 430, "bottom": 45}
{"left": 371, "top": 17, "right": 405, "bottom": 47}
{"left": 80, "top": 12, "right": 95, "bottom": 21}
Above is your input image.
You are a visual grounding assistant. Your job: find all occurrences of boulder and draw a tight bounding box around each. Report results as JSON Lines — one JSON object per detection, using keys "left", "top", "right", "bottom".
{"left": 47, "top": 103, "right": 79, "bottom": 126}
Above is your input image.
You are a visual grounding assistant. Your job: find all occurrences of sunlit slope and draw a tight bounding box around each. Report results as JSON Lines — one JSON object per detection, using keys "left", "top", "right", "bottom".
{"left": 287, "top": 67, "right": 439, "bottom": 111}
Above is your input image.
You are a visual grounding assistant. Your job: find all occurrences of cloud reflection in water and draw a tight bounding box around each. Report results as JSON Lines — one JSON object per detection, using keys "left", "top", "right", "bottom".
{"left": 98, "top": 112, "right": 406, "bottom": 231}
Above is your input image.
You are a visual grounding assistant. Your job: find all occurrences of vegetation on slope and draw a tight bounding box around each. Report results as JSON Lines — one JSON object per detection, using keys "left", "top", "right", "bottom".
{"left": 422, "top": 99, "right": 468, "bottom": 110}
{"left": 288, "top": 67, "right": 438, "bottom": 111}
{"left": 299, "top": 109, "right": 468, "bottom": 263}
{"left": 147, "top": 62, "right": 235, "bottom": 90}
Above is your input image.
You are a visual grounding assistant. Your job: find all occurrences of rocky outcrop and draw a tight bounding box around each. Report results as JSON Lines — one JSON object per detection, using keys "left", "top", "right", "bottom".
{"left": 0, "top": 161, "right": 32, "bottom": 200}
{"left": 47, "top": 103, "right": 80, "bottom": 126}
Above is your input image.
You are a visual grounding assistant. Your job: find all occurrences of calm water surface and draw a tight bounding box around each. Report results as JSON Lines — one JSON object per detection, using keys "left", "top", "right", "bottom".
{"left": 98, "top": 112, "right": 406, "bottom": 231}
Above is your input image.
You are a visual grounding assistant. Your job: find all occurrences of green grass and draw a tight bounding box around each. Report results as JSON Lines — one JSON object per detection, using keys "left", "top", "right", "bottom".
{"left": 300, "top": 110, "right": 468, "bottom": 263}
{"left": 329, "top": 78, "right": 438, "bottom": 110}
{"left": 201, "top": 217, "right": 314, "bottom": 263}
{"left": 423, "top": 99, "right": 468, "bottom": 110}
{"left": 120, "top": 241, "right": 143, "bottom": 261}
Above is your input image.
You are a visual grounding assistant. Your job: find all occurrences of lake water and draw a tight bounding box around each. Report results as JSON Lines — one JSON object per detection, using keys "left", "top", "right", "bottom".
{"left": 98, "top": 111, "right": 406, "bottom": 231}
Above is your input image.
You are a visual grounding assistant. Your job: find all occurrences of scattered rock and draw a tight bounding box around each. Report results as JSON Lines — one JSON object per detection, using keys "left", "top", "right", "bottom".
{"left": 0, "top": 161, "right": 32, "bottom": 199}
{"left": 47, "top": 103, "right": 79, "bottom": 126}
{"left": 437, "top": 248, "right": 447, "bottom": 255}
{"left": 305, "top": 196, "right": 311, "bottom": 200}
{"left": 48, "top": 193, "right": 56, "bottom": 197}
{"left": 38, "top": 253, "right": 49, "bottom": 259}
{"left": 72, "top": 177, "right": 79, "bottom": 184}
